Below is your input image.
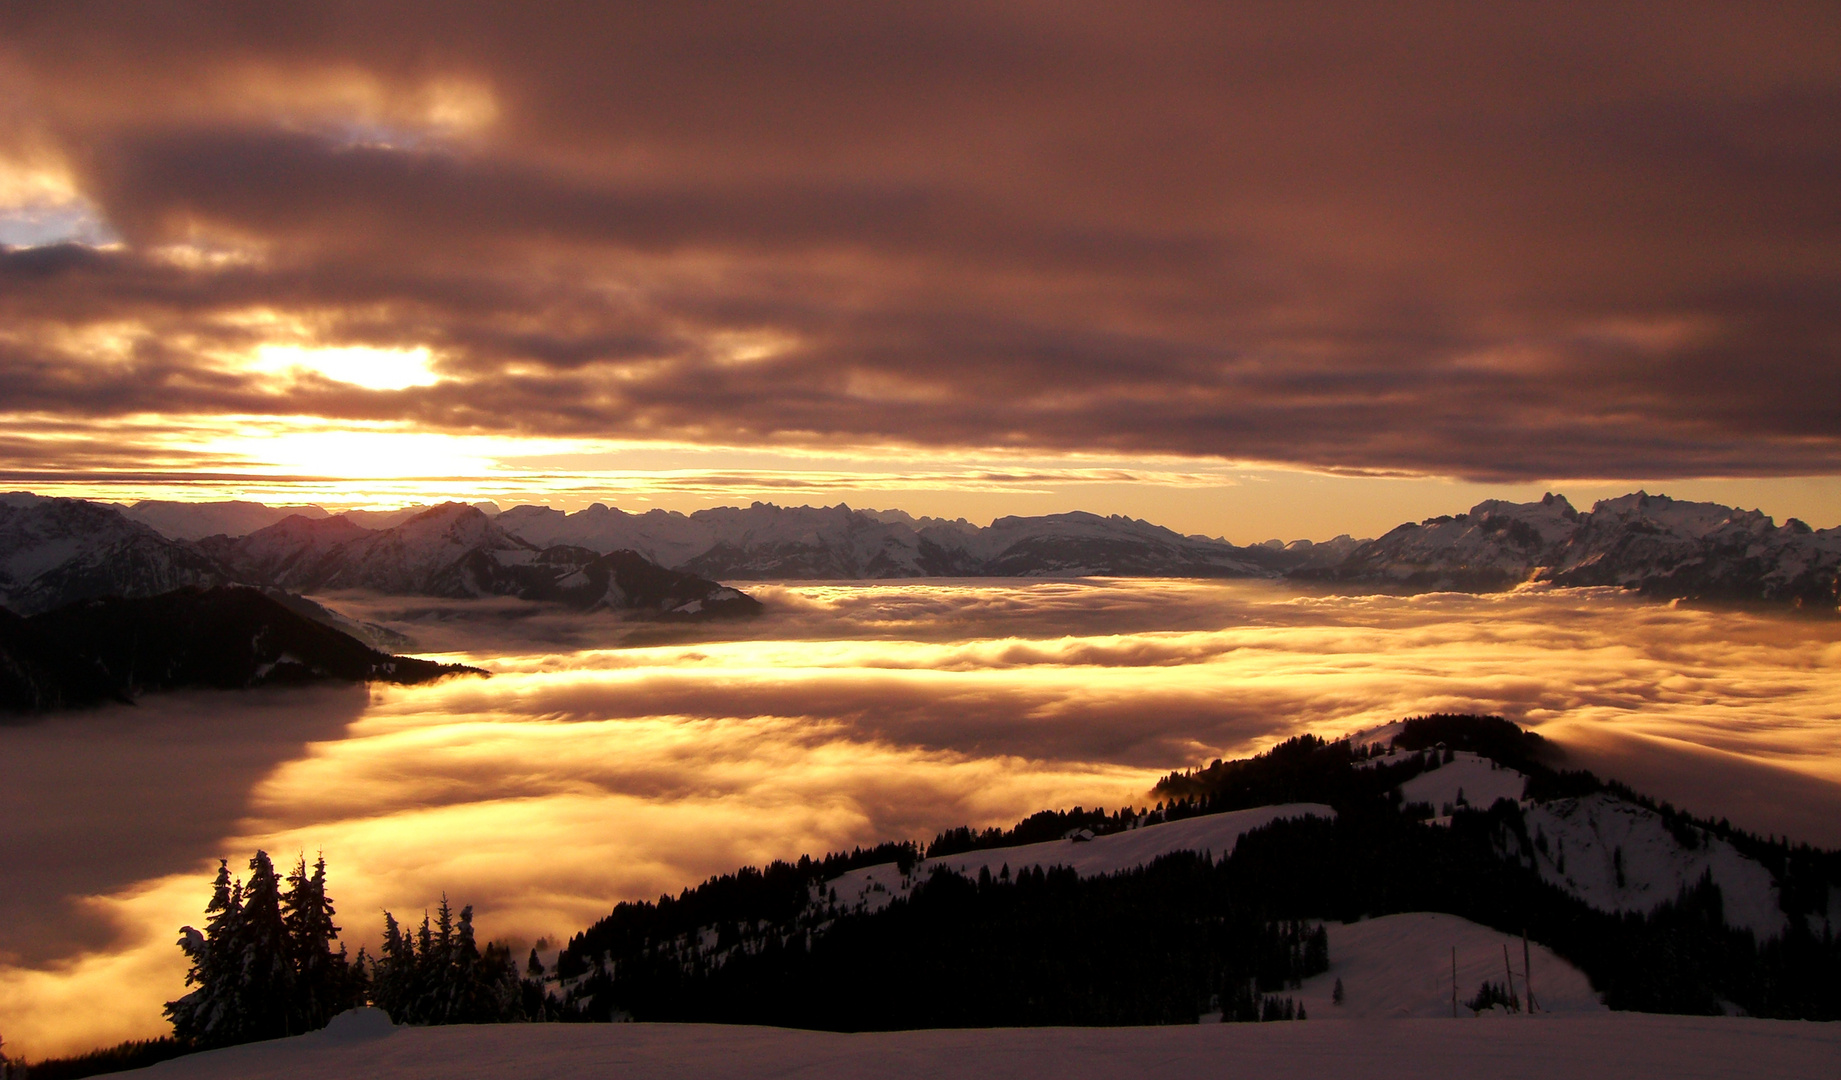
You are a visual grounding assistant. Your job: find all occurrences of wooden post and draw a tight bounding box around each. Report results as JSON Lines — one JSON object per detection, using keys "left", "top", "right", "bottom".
{"left": 1502, "top": 942, "right": 1519, "bottom": 1012}
{"left": 1523, "top": 930, "right": 1537, "bottom": 1014}
{"left": 1451, "top": 945, "right": 1458, "bottom": 1018}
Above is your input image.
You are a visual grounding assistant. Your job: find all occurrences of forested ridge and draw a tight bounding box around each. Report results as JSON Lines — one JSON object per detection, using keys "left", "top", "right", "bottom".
{"left": 12, "top": 715, "right": 1841, "bottom": 1080}
{"left": 551, "top": 716, "right": 1841, "bottom": 1025}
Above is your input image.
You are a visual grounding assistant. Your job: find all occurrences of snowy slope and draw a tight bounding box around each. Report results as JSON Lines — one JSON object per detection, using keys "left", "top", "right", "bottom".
{"left": 1522, "top": 794, "right": 1786, "bottom": 939}
{"left": 1368, "top": 747, "right": 1784, "bottom": 938}
{"left": 123, "top": 1012, "right": 1841, "bottom": 1080}
{"left": 1296, "top": 916, "right": 1597, "bottom": 1015}
{"left": 1294, "top": 912, "right": 1603, "bottom": 1018}
{"left": 0, "top": 497, "right": 233, "bottom": 615}
{"left": 1396, "top": 752, "right": 1528, "bottom": 812}
{"left": 825, "top": 803, "right": 1333, "bottom": 915}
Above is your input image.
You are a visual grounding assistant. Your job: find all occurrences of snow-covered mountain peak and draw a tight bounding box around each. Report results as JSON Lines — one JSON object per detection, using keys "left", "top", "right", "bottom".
{"left": 0, "top": 497, "right": 234, "bottom": 614}
{"left": 1585, "top": 492, "right": 1775, "bottom": 540}
{"left": 1464, "top": 495, "right": 1580, "bottom": 545}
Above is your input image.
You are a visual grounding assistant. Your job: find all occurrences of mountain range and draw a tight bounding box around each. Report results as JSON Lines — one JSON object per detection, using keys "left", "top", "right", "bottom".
{"left": 1301, "top": 491, "right": 1841, "bottom": 611}
{"left": 3, "top": 489, "right": 1838, "bottom": 618}
{"left": 0, "top": 494, "right": 763, "bottom": 621}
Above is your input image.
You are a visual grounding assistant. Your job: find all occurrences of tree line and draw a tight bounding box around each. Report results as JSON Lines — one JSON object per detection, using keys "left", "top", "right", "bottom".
{"left": 166, "top": 852, "right": 536, "bottom": 1049}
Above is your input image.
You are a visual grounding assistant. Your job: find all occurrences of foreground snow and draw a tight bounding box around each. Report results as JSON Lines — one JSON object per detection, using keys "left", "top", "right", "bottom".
{"left": 130, "top": 1011, "right": 1840, "bottom": 1080}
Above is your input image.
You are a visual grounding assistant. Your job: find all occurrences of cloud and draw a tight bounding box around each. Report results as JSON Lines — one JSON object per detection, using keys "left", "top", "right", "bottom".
{"left": 0, "top": 4, "right": 1837, "bottom": 481}
{"left": 6, "top": 579, "right": 1841, "bottom": 1054}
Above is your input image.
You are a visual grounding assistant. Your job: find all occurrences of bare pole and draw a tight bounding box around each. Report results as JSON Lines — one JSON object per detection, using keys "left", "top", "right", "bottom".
{"left": 1523, "top": 930, "right": 1537, "bottom": 1014}
{"left": 1451, "top": 945, "right": 1458, "bottom": 1018}
{"left": 1502, "top": 942, "right": 1519, "bottom": 1013}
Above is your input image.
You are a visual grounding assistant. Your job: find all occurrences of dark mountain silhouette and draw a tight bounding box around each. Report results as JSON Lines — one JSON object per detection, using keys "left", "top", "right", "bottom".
{"left": 0, "top": 605, "right": 125, "bottom": 712}
{"left": 3, "top": 586, "right": 479, "bottom": 715}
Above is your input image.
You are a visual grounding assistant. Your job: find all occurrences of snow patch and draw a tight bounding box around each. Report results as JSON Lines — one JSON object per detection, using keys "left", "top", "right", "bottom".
{"left": 1523, "top": 794, "right": 1786, "bottom": 939}
{"left": 1296, "top": 912, "right": 1604, "bottom": 1019}
{"left": 306, "top": 1006, "right": 396, "bottom": 1044}
{"left": 1397, "top": 752, "right": 1528, "bottom": 811}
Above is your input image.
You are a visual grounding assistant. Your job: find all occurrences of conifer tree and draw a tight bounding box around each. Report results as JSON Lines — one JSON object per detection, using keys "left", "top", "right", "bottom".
{"left": 238, "top": 851, "right": 296, "bottom": 1039}
{"left": 283, "top": 854, "right": 353, "bottom": 1032}
{"left": 366, "top": 899, "right": 529, "bottom": 1026}
{"left": 166, "top": 859, "right": 248, "bottom": 1047}
{"left": 370, "top": 911, "right": 418, "bottom": 1022}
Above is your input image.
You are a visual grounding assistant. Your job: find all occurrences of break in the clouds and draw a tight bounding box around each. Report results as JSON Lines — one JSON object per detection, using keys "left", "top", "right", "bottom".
{"left": 1, "top": 3, "right": 1839, "bottom": 485}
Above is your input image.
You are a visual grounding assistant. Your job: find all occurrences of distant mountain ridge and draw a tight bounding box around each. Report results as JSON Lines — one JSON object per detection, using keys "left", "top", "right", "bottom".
{"left": 5, "top": 490, "right": 1838, "bottom": 615}
{"left": 495, "top": 501, "right": 1355, "bottom": 579}
{"left": 0, "top": 494, "right": 762, "bottom": 621}
{"left": 1301, "top": 491, "right": 1841, "bottom": 611}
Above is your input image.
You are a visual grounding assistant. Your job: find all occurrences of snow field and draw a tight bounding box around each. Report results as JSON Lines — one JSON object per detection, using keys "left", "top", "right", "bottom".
{"left": 1523, "top": 794, "right": 1785, "bottom": 938}
{"left": 1293, "top": 912, "right": 1603, "bottom": 1019}
{"left": 1394, "top": 751, "right": 1528, "bottom": 812}
{"left": 127, "top": 1013, "right": 1841, "bottom": 1080}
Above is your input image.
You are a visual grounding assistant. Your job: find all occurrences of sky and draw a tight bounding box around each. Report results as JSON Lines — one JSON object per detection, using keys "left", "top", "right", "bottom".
{"left": 2, "top": 3, "right": 1840, "bottom": 539}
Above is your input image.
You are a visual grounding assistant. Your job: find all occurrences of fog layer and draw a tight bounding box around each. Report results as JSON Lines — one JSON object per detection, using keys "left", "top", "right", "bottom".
{"left": 3, "top": 580, "right": 1838, "bottom": 1056}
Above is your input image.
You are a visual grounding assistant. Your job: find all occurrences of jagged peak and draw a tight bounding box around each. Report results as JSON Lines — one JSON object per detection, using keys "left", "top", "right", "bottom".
{"left": 1586, "top": 492, "right": 1774, "bottom": 534}
{"left": 1466, "top": 494, "right": 1577, "bottom": 521}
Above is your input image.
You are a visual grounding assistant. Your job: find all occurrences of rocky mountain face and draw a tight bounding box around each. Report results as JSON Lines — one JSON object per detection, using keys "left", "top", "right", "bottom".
{"left": 203, "top": 504, "right": 763, "bottom": 618}
{"left": 1, "top": 586, "right": 479, "bottom": 714}
{"left": 0, "top": 496, "right": 762, "bottom": 620}
{"left": 1303, "top": 492, "right": 1841, "bottom": 611}
{"left": 10, "top": 490, "right": 1836, "bottom": 616}
{"left": 0, "top": 494, "right": 230, "bottom": 616}
{"left": 495, "top": 501, "right": 1358, "bottom": 580}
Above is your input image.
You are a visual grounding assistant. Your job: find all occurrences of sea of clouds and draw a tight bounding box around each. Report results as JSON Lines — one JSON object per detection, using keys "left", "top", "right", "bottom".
{"left": 4, "top": 579, "right": 1840, "bottom": 1055}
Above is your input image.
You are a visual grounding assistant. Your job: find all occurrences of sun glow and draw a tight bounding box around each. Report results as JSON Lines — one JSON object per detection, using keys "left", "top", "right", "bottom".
{"left": 252, "top": 344, "right": 441, "bottom": 390}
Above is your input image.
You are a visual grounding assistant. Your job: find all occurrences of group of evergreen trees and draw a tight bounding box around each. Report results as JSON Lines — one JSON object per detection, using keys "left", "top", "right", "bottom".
{"left": 558, "top": 854, "right": 1331, "bottom": 1028}
{"left": 369, "top": 898, "right": 526, "bottom": 1025}
{"left": 164, "top": 852, "right": 365, "bottom": 1048}
{"left": 163, "top": 851, "right": 537, "bottom": 1055}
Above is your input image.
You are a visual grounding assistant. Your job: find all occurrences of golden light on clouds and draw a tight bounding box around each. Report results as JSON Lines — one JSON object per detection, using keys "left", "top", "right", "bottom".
{"left": 251, "top": 343, "right": 441, "bottom": 390}
{"left": 6, "top": 581, "right": 1841, "bottom": 1056}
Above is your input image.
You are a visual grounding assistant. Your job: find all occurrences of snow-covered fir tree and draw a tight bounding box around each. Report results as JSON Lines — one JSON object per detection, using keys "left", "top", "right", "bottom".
{"left": 368, "top": 896, "right": 524, "bottom": 1025}
{"left": 282, "top": 854, "right": 361, "bottom": 1032}
{"left": 165, "top": 858, "right": 246, "bottom": 1047}
{"left": 165, "top": 851, "right": 364, "bottom": 1048}
{"left": 237, "top": 851, "right": 296, "bottom": 1039}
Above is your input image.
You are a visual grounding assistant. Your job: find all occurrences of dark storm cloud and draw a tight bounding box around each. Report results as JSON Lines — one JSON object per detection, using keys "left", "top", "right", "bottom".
{"left": 2, "top": 2, "right": 1839, "bottom": 477}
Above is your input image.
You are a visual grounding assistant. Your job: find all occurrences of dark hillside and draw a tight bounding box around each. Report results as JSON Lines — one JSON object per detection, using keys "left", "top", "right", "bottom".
{"left": 17, "top": 586, "right": 479, "bottom": 704}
